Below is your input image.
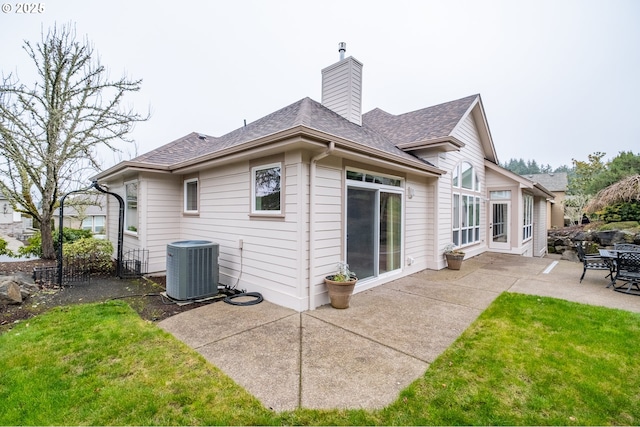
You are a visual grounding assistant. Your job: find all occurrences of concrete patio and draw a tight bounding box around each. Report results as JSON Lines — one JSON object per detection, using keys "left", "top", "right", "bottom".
{"left": 158, "top": 252, "right": 640, "bottom": 411}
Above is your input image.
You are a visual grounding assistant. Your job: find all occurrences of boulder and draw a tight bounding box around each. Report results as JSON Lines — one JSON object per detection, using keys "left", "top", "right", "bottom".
{"left": 561, "top": 250, "right": 580, "bottom": 263}
{"left": 0, "top": 280, "right": 22, "bottom": 304}
{"left": 0, "top": 273, "right": 38, "bottom": 304}
{"left": 592, "top": 230, "right": 626, "bottom": 246}
{"left": 572, "top": 231, "right": 592, "bottom": 242}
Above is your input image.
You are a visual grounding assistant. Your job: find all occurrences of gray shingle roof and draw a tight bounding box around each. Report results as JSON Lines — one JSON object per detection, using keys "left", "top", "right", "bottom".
{"left": 131, "top": 95, "right": 479, "bottom": 169}
{"left": 524, "top": 173, "right": 568, "bottom": 192}
{"left": 362, "top": 94, "right": 478, "bottom": 145}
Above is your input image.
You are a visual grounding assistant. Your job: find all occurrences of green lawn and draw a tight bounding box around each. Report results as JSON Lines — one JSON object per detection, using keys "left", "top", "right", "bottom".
{"left": 1, "top": 293, "right": 639, "bottom": 425}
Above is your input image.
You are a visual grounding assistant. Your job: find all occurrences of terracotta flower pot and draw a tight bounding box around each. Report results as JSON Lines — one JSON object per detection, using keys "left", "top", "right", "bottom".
{"left": 324, "top": 276, "right": 357, "bottom": 309}
{"left": 445, "top": 253, "right": 464, "bottom": 270}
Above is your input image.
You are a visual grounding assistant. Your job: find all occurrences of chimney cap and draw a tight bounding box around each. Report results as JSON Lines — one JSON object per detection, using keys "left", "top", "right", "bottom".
{"left": 338, "top": 42, "right": 346, "bottom": 60}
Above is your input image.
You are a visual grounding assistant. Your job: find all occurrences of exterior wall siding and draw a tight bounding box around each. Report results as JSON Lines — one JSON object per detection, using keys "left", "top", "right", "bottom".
{"left": 177, "top": 155, "right": 305, "bottom": 310}
{"left": 404, "top": 174, "right": 430, "bottom": 272}
{"left": 550, "top": 191, "right": 566, "bottom": 228}
{"left": 533, "top": 197, "right": 548, "bottom": 256}
{"left": 321, "top": 57, "right": 363, "bottom": 125}
{"left": 143, "top": 174, "right": 182, "bottom": 273}
{"left": 311, "top": 159, "right": 344, "bottom": 306}
{"left": 431, "top": 112, "right": 488, "bottom": 268}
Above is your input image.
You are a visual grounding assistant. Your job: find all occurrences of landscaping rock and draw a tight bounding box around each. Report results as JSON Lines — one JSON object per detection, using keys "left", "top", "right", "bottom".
{"left": 561, "top": 250, "right": 579, "bottom": 262}
{"left": 593, "top": 230, "right": 626, "bottom": 246}
{"left": 0, "top": 273, "right": 38, "bottom": 304}
{"left": 0, "top": 280, "right": 22, "bottom": 304}
{"left": 548, "top": 225, "right": 640, "bottom": 258}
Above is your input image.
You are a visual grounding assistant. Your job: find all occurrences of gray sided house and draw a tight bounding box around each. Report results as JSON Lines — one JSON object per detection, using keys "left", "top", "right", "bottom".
{"left": 94, "top": 48, "right": 554, "bottom": 311}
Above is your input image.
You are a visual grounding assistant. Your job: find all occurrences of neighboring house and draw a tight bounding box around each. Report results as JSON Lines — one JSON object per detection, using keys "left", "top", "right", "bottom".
{"left": 94, "top": 47, "right": 554, "bottom": 311}
{"left": 0, "top": 195, "right": 13, "bottom": 226}
{"left": 53, "top": 194, "right": 107, "bottom": 236}
{"left": 0, "top": 195, "right": 24, "bottom": 237}
{"left": 524, "top": 173, "right": 568, "bottom": 228}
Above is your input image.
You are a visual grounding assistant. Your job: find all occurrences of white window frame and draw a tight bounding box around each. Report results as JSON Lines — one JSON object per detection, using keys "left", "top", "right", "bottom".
{"left": 184, "top": 178, "right": 199, "bottom": 213}
{"left": 452, "top": 161, "right": 481, "bottom": 248}
{"left": 345, "top": 168, "right": 405, "bottom": 280}
{"left": 81, "top": 215, "right": 106, "bottom": 234}
{"left": 125, "top": 180, "right": 138, "bottom": 234}
{"left": 251, "top": 162, "right": 282, "bottom": 215}
{"left": 523, "top": 193, "right": 533, "bottom": 242}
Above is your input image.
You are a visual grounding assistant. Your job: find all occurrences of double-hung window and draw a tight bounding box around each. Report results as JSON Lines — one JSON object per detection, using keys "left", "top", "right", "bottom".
{"left": 251, "top": 162, "right": 282, "bottom": 214}
{"left": 452, "top": 161, "right": 481, "bottom": 248}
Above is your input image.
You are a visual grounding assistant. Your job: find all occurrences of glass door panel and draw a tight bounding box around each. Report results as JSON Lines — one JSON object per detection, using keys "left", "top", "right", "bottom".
{"left": 380, "top": 192, "right": 401, "bottom": 274}
{"left": 490, "top": 201, "right": 510, "bottom": 249}
{"left": 347, "top": 188, "right": 376, "bottom": 280}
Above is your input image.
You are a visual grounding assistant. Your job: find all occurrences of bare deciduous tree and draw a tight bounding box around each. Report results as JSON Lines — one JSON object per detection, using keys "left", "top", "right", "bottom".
{"left": 0, "top": 23, "right": 148, "bottom": 259}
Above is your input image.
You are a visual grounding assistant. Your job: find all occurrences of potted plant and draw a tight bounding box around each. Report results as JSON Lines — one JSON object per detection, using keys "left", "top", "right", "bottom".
{"left": 443, "top": 243, "right": 465, "bottom": 270}
{"left": 324, "top": 262, "right": 357, "bottom": 309}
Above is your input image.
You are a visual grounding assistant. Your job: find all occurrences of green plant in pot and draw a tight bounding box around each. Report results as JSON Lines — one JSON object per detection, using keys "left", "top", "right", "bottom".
{"left": 444, "top": 243, "right": 465, "bottom": 270}
{"left": 324, "top": 261, "right": 357, "bottom": 309}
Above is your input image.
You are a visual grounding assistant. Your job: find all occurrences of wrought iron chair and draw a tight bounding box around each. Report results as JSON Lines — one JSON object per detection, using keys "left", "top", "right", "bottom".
{"left": 613, "top": 243, "right": 640, "bottom": 252}
{"left": 575, "top": 242, "right": 611, "bottom": 283}
{"left": 611, "top": 251, "right": 640, "bottom": 294}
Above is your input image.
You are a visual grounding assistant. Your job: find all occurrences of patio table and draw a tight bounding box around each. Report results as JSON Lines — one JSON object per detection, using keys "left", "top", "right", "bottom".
{"left": 598, "top": 249, "right": 619, "bottom": 287}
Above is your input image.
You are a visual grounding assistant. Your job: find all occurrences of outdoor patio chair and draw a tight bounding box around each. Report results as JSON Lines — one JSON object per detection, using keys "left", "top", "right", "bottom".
{"left": 611, "top": 251, "right": 640, "bottom": 294}
{"left": 576, "top": 242, "right": 611, "bottom": 283}
{"left": 613, "top": 243, "right": 640, "bottom": 252}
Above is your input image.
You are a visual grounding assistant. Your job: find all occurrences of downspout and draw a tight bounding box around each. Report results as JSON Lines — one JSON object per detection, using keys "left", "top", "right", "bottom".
{"left": 309, "top": 141, "right": 335, "bottom": 310}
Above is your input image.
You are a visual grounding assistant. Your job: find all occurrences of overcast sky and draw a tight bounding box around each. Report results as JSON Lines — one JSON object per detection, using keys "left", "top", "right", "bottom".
{"left": 1, "top": 0, "right": 638, "bottom": 171}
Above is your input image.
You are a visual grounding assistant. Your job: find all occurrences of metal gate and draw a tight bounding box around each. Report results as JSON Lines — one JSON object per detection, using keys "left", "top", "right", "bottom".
{"left": 33, "top": 249, "right": 148, "bottom": 286}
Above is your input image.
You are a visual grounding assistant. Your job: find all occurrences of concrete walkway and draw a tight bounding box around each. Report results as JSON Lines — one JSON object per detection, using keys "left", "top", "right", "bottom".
{"left": 0, "top": 233, "right": 26, "bottom": 262}
{"left": 158, "top": 253, "right": 640, "bottom": 411}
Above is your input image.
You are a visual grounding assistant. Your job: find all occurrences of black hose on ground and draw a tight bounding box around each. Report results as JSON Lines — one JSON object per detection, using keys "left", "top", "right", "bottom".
{"left": 223, "top": 291, "right": 264, "bottom": 306}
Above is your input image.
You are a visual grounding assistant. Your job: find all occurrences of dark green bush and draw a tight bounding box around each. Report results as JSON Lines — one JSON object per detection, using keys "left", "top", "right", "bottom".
{"left": 58, "top": 227, "right": 93, "bottom": 245}
{"left": 601, "top": 201, "right": 640, "bottom": 223}
{"left": 18, "top": 227, "right": 97, "bottom": 258}
{"left": 62, "top": 237, "right": 114, "bottom": 274}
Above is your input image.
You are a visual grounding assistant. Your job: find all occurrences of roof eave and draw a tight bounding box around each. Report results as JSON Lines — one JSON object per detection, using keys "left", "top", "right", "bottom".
{"left": 92, "top": 161, "right": 172, "bottom": 182}
{"left": 396, "top": 136, "right": 465, "bottom": 152}
{"left": 485, "top": 160, "right": 555, "bottom": 200}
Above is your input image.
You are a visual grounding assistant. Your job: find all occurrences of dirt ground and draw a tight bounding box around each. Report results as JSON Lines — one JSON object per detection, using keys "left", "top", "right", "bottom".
{"left": 0, "top": 259, "right": 217, "bottom": 333}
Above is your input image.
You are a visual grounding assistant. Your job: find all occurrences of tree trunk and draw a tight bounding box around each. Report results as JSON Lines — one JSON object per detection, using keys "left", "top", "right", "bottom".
{"left": 40, "top": 211, "right": 56, "bottom": 259}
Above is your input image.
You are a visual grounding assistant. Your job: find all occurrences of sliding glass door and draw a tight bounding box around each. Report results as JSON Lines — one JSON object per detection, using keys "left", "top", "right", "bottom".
{"left": 346, "top": 188, "right": 376, "bottom": 280}
{"left": 380, "top": 192, "right": 402, "bottom": 274}
{"left": 347, "top": 185, "right": 403, "bottom": 280}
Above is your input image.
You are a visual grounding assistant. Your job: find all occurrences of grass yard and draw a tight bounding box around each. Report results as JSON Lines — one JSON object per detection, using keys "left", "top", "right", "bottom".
{"left": 0, "top": 293, "right": 639, "bottom": 425}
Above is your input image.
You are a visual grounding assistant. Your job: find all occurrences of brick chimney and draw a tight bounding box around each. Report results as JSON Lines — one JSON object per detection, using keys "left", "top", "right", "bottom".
{"left": 321, "top": 42, "right": 363, "bottom": 126}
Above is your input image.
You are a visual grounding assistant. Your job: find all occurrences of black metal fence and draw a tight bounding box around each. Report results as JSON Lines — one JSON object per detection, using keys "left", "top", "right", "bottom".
{"left": 33, "top": 249, "right": 149, "bottom": 286}
{"left": 120, "top": 249, "right": 149, "bottom": 279}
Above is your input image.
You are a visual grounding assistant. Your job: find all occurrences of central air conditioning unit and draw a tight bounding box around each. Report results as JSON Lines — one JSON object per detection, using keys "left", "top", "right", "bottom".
{"left": 166, "top": 240, "right": 219, "bottom": 300}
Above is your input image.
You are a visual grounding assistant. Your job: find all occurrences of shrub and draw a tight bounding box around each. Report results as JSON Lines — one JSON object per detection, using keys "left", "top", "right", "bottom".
{"left": 0, "top": 237, "right": 14, "bottom": 257}
{"left": 62, "top": 237, "right": 114, "bottom": 274}
{"left": 17, "top": 227, "right": 95, "bottom": 258}
{"left": 18, "top": 232, "right": 42, "bottom": 258}
{"left": 601, "top": 201, "right": 640, "bottom": 223}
